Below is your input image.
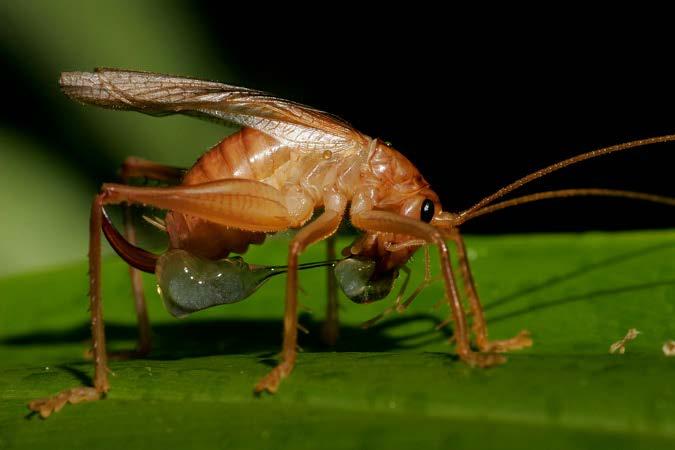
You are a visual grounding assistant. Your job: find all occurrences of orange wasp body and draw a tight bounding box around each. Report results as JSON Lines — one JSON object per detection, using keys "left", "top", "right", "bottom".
{"left": 28, "top": 68, "right": 675, "bottom": 417}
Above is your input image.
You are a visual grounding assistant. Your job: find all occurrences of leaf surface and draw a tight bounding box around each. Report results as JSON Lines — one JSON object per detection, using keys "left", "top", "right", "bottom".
{"left": 1, "top": 232, "right": 674, "bottom": 449}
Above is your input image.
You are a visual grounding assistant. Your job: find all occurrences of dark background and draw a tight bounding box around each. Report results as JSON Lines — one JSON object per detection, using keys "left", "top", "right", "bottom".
{"left": 204, "top": 17, "right": 674, "bottom": 234}
{"left": 1, "top": 3, "right": 673, "bottom": 274}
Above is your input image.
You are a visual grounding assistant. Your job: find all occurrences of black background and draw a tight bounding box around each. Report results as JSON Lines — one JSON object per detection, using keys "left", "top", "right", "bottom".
{"left": 179, "top": 7, "right": 675, "bottom": 233}
{"left": 4, "top": 7, "right": 674, "bottom": 233}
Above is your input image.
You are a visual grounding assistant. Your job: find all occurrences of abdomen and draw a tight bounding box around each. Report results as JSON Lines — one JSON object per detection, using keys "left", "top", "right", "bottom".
{"left": 165, "top": 128, "right": 290, "bottom": 259}
{"left": 182, "top": 127, "right": 290, "bottom": 184}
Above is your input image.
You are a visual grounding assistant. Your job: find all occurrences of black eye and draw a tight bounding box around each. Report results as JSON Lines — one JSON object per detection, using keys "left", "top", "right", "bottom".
{"left": 420, "top": 199, "right": 434, "bottom": 223}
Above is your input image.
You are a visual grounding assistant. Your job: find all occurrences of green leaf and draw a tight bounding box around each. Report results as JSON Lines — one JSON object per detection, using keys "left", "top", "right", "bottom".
{"left": 1, "top": 231, "right": 674, "bottom": 449}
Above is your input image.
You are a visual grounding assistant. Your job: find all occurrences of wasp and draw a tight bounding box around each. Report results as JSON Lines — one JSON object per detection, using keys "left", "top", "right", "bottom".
{"left": 28, "top": 68, "right": 675, "bottom": 417}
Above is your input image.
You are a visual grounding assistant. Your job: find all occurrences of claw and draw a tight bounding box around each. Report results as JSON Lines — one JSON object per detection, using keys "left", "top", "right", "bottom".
{"left": 254, "top": 362, "right": 293, "bottom": 394}
{"left": 255, "top": 369, "right": 281, "bottom": 394}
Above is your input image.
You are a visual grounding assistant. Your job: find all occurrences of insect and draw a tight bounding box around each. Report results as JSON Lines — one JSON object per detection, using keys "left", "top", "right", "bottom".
{"left": 28, "top": 68, "right": 675, "bottom": 417}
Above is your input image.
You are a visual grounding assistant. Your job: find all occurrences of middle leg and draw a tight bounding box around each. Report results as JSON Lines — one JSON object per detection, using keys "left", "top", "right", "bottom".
{"left": 351, "top": 210, "right": 505, "bottom": 367}
{"left": 255, "top": 206, "right": 346, "bottom": 393}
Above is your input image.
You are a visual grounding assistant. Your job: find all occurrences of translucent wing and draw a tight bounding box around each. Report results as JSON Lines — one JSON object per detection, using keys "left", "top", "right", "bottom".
{"left": 60, "top": 68, "right": 368, "bottom": 151}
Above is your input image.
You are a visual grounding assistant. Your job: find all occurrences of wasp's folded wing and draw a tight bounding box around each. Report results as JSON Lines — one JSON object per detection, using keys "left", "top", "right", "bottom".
{"left": 60, "top": 68, "right": 368, "bottom": 151}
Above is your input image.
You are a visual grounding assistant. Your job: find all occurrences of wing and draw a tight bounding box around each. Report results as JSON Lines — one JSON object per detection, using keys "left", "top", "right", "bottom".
{"left": 60, "top": 68, "right": 369, "bottom": 152}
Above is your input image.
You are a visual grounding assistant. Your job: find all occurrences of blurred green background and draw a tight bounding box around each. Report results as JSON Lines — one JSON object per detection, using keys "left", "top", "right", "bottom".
{"left": 1, "top": 1, "right": 242, "bottom": 276}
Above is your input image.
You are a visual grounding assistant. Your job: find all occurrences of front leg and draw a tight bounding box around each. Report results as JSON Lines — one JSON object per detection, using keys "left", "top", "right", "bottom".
{"left": 449, "top": 231, "right": 532, "bottom": 353}
{"left": 255, "top": 204, "right": 346, "bottom": 393}
{"left": 351, "top": 210, "right": 505, "bottom": 368}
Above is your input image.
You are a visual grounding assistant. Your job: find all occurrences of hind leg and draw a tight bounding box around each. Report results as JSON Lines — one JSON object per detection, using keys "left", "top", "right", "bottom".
{"left": 29, "top": 194, "right": 110, "bottom": 417}
{"left": 30, "top": 177, "right": 293, "bottom": 416}
{"left": 116, "top": 157, "right": 184, "bottom": 358}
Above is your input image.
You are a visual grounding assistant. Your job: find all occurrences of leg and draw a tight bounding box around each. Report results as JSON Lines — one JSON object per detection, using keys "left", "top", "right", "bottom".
{"left": 121, "top": 205, "right": 152, "bottom": 356}
{"left": 360, "top": 266, "right": 412, "bottom": 328}
{"left": 100, "top": 179, "right": 291, "bottom": 231}
{"left": 120, "top": 156, "right": 185, "bottom": 182}
{"left": 86, "top": 202, "right": 154, "bottom": 360}
{"left": 361, "top": 248, "right": 442, "bottom": 328}
{"left": 29, "top": 195, "right": 110, "bottom": 417}
{"left": 351, "top": 210, "right": 504, "bottom": 367}
{"left": 320, "top": 236, "right": 340, "bottom": 346}
{"left": 117, "top": 157, "right": 184, "bottom": 357}
{"left": 256, "top": 207, "right": 346, "bottom": 393}
{"left": 391, "top": 246, "right": 440, "bottom": 315}
{"left": 450, "top": 231, "right": 532, "bottom": 352}
{"left": 30, "top": 178, "right": 293, "bottom": 416}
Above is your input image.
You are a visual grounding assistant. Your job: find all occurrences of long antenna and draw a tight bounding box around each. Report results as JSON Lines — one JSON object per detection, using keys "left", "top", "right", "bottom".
{"left": 457, "top": 134, "right": 675, "bottom": 220}
{"left": 455, "top": 188, "right": 675, "bottom": 225}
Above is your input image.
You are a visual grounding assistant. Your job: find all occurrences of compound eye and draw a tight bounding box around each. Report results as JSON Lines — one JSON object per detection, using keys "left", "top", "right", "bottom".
{"left": 420, "top": 199, "right": 435, "bottom": 223}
